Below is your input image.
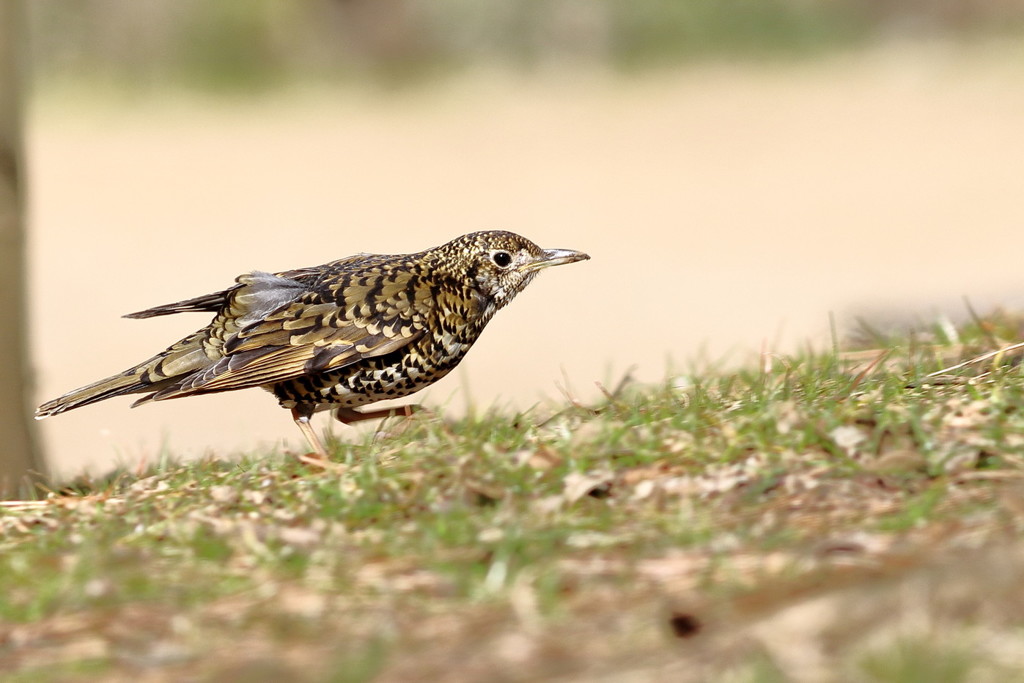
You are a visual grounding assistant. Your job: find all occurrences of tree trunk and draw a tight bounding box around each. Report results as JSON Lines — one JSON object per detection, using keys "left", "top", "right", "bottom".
{"left": 0, "top": 0, "right": 46, "bottom": 497}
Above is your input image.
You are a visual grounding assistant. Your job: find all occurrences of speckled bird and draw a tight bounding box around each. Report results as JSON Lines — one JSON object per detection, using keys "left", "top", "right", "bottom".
{"left": 36, "top": 231, "right": 590, "bottom": 456}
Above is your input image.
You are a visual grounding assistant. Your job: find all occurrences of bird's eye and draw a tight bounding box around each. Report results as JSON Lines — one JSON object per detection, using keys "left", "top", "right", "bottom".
{"left": 491, "top": 251, "right": 512, "bottom": 268}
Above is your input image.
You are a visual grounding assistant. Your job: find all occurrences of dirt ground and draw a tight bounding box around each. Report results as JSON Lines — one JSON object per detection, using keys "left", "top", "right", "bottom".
{"left": 28, "top": 44, "right": 1024, "bottom": 479}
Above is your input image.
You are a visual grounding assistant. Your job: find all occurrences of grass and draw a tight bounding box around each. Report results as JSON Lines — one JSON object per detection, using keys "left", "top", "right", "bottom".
{"left": 5, "top": 311, "right": 1024, "bottom": 681}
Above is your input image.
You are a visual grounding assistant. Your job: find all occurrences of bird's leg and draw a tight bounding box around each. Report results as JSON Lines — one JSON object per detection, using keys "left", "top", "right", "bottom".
{"left": 335, "top": 405, "right": 423, "bottom": 424}
{"left": 337, "top": 405, "right": 427, "bottom": 441}
{"left": 291, "top": 405, "right": 328, "bottom": 459}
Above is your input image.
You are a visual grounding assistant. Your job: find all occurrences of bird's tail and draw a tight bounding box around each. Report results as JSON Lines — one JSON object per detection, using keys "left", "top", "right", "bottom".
{"left": 35, "top": 369, "right": 153, "bottom": 418}
{"left": 36, "top": 272, "right": 311, "bottom": 419}
{"left": 35, "top": 329, "right": 213, "bottom": 419}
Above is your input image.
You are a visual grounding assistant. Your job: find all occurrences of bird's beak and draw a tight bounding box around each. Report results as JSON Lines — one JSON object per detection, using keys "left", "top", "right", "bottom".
{"left": 522, "top": 248, "right": 591, "bottom": 273}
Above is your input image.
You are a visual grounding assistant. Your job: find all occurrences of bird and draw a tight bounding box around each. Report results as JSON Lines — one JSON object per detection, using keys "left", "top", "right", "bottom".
{"left": 36, "top": 231, "right": 590, "bottom": 457}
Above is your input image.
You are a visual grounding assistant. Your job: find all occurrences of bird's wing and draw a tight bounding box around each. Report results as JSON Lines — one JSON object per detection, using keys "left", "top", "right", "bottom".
{"left": 122, "top": 256, "right": 369, "bottom": 319}
{"left": 147, "top": 267, "right": 430, "bottom": 399}
{"left": 123, "top": 290, "right": 235, "bottom": 319}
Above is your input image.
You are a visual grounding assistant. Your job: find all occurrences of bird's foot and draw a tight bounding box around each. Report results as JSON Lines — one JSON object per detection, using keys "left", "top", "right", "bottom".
{"left": 334, "top": 404, "right": 425, "bottom": 424}
{"left": 337, "top": 405, "right": 433, "bottom": 440}
{"left": 296, "top": 451, "right": 346, "bottom": 473}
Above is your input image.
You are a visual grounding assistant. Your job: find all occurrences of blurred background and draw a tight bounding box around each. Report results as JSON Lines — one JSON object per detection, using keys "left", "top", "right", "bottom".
{"left": 24, "top": 0, "right": 1024, "bottom": 478}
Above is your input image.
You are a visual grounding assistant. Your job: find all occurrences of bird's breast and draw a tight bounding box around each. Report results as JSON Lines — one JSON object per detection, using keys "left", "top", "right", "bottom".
{"left": 435, "top": 329, "right": 472, "bottom": 359}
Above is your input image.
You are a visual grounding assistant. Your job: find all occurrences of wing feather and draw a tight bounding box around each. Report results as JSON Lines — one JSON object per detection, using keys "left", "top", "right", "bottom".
{"left": 121, "top": 255, "right": 369, "bottom": 319}
{"left": 147, "top": 268, "right": 429, "bottom": 400}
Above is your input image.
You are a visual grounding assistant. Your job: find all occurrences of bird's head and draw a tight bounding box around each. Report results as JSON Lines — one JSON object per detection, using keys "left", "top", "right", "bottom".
{"left": 434, "top": 231, "right": 590, "bottom": 310}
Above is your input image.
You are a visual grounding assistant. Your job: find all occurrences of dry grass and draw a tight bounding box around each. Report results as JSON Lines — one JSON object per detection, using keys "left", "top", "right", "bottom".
{"left": 4, "top": 312, "right": 1024, "bottom": 681}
